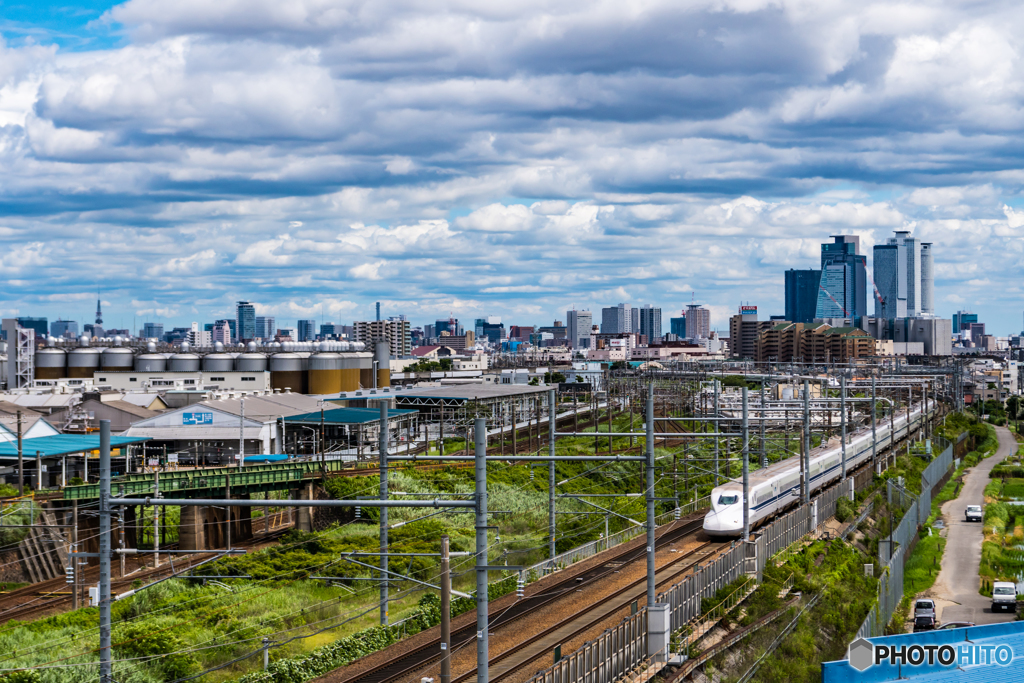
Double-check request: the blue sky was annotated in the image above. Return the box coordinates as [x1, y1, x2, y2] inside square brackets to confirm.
[1, 0, 1023, 335]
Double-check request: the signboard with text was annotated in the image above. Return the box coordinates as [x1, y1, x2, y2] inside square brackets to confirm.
[182, 412, 214, 425]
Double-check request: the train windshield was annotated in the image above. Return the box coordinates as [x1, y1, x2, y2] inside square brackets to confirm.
[717, 495, 739, 506]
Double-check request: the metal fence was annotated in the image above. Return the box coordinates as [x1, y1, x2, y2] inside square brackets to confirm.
[918, 438, 954, 526]
[857, 545, 905, 639]
[526, 609, 648, 683]
[659, 540, 747, 634]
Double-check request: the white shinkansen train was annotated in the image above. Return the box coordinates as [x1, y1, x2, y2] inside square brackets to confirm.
[703, 399, 937, 538]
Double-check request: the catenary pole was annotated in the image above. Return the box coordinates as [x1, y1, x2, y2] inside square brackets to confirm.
[99, 420, 112, 683]
[548, 389, 556, 562]
[803, 379, 810, 505]
[742, 387, 750, 543]
[440, 534, 451, 683]
[379, 402, 389, 625]
[475, 418, 489, 683]
[871, 375, 878, 472]
[713, 379, 720, 486]
[646, 383, 656, 608]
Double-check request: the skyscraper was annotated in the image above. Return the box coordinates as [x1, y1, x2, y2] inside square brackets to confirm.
[566, 309, 593, 349]
[815, 235, 867, 321]
[685, 304, 711, 339]
[236, 301, 256, 342]
[670, 317, 686, 338]
[142, 322, 163, 339]
[255, 316, 275, 339]
[873, 230, 931, 319]
[51, 319, 78, 338]
[785, 269, 821, 324]
[601, 303, 632, 333]
[638, 305, 662, 341]
[297, 319, 317, 342]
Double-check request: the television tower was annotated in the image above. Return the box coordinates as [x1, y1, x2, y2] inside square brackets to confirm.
[95, 292, 103, 325]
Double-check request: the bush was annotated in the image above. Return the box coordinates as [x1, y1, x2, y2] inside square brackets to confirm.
[835, 497, 854, 523]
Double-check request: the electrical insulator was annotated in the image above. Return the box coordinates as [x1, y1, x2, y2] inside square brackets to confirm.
[355, 506, 361, 519]
[516, 577, 525, 597]
[65, 566, 75, 584]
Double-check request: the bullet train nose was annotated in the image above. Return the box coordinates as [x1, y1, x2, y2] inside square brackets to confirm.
[703, 507, 743, 538]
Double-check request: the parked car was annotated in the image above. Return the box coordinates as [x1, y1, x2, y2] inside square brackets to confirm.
[914, 598, 937, 621]
[992, 582, 1017, 612]
[937, 621, 975, 629]
[913, 616, 936, 632]
[966, 505, 983, 522]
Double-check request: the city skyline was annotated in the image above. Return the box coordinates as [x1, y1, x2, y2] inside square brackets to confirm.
[1, 3, 1023, 334]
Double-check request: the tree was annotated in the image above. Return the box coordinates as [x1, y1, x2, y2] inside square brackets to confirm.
[544, 371, 566, 384]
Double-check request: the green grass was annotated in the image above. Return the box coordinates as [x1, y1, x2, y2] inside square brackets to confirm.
[903, 532, 945, 596]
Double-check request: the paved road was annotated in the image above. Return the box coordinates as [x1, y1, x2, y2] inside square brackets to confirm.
[928, 425, 1018, 625]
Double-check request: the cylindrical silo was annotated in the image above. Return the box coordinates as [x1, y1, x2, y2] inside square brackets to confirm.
[135, 353, 167, 372]
[234, 353, 268, 372]
[67, 347, 101, 378]
[340, 353, 360, 392]
[202, 353, 235, 373]
[308, 352, 343, 394]
[920, 242, 934, 315]
[168, 353, 201, 372]
[357, 352, 374, 388]
[101, 347, 134, 371]
[270, 353, 306, 393]
[375, 340, 390, 388]
[35, 347, 67, 380]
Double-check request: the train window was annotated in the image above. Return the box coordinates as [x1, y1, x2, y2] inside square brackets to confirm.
[717, 495, 739, 506]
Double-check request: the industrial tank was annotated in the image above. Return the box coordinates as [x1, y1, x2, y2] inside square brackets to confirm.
[35, 342, 67, 380]
[67, 344, 101, 379]
[375, 340, 391, 389]
[270, 352, 306, 393]
[308, 352, 343, 394]
[234, 353, 268, 372]
[339, 353, 360, 392]
[202, 353, 235, 372]
[168, 353, 200, 372]
[100, 347, 134, 371]
[357, 352, 374, 388]
[135, 353, 167, 372]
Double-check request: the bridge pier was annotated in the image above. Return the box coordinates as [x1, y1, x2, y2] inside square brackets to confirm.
[295, 482, 314, 532]
[179, 505, 206, 550]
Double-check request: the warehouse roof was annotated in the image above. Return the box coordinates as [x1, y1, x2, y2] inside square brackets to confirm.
[393, 384, 551, 402]
[0, 434, 151, 459]
[283, 407, 418, 425]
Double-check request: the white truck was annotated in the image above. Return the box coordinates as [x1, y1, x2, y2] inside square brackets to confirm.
[965, 505, 983, 522]
[992, 582, 1017, 612]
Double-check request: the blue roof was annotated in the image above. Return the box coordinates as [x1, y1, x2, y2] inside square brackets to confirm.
[823, 621, 1024, 682]
[0, 434, 151, 459]
[284, 407, 418, 425]
[243, 454, 289, 463]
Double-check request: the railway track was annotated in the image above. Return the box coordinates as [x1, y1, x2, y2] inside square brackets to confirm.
[453, 539, 719, 683]
[0, 521, 290, 625]
[332, 518, 708, 683]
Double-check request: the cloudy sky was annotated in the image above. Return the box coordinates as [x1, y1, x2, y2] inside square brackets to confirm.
[1, 0, 1023, 335]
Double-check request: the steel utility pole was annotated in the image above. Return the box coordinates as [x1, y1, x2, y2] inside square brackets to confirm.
[803, 379, 810, 504]
[238, 397, 245, 470]
[475, 418, 489, 683]
[99, 420, 112, 683]
[16, 410, 23, 495]
[871, 375, 877, 471]
[548, 389, 556, 562]
[742, 387, 750, 543]
[713, 379, 720, 485]
[840, 374, 847, 480]
[440, 534, 451, 683]
[380, 402, 389, 625]
[646, 383, 656, 608]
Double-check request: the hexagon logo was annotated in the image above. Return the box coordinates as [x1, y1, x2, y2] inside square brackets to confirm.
[849, 638, 874, 672]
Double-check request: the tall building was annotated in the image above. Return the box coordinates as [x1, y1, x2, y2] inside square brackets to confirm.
[509, 325, 534, 341]
[480, 320, 505, 344]
[236, 301, 256, 342]
[16, 317, 47, 339]
[211, 320, 231, 344]
[785, 269, 821, 324]
[142, 322, 163, 339]
[728, 305, 770, 359]
[670, 317, 686, 338]
[601, 303, 632, 333]
[297, 319, 317, 342]
[953, 311, 979, 333]
[353, 319, 412, 356]
[51, 319, 78, 338]
[873, 230, 932, 319]
[631, 308, 639, 334]
[255, 316, 275, 339]
[566, 309, 593, 349]
[435, 318, 462, 336]
[815, 235, 867, 321]
[638, 305, 662, 342]
[320, 322, 345, 338]
[685, 304, 711, 339]
[188, 322, 212, 346]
